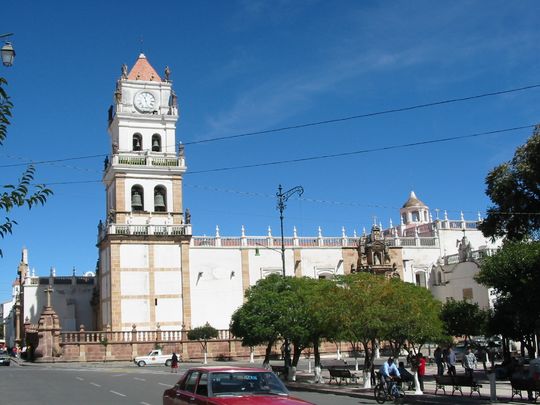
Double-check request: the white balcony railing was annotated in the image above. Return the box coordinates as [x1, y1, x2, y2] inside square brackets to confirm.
[98, 223, 192, 242]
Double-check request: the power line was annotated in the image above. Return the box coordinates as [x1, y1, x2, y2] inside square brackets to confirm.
[32, 123, 534, 182]
[2, 83, 539, 170]
[183, 83, 540, 145]
[188, 124, 536, 174]
[0, 154, 105, 168]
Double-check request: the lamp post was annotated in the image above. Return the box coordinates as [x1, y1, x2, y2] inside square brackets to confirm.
[276, 184, 304, 377]
[0, 33, 15, 67]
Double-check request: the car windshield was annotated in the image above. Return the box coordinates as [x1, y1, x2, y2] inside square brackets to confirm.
[210, 371, 289, 397]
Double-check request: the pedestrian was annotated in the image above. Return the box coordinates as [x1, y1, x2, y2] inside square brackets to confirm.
[171, 352, 179, 373]
[462, 347, 477, 378]
[478, 346, 488, 371]
[417, 353, 426, 392]
[447, 347, 456, 376]
[434, 346, 444, 376]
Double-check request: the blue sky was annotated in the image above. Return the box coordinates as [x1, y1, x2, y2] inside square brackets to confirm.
[1, 0, 539, 302]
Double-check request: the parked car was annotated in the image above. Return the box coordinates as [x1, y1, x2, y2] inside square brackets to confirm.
[163, 366, 314, 404]
[0, 352, 10, 366]
[134, 349, 174, 367]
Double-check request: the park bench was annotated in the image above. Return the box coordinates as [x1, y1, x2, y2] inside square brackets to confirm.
[510, 378, 540, 401]
[271, 365, 287, 378]
[434, 374, 482, 396]
[327, 367, 360, 385]
[321, 359, 350, 369]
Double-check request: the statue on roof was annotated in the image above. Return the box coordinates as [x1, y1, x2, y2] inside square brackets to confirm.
[121, 64, 128, 80]
[457, 233, 472, 262]
[164, 66, 171, 82]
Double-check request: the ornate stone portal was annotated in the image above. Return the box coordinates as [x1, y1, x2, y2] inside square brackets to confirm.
[33, 286, 62, 362]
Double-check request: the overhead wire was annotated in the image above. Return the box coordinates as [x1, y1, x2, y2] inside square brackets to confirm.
[187, 124, 536, 174]
[182, 83, 540, 145]
[2, 82, 540, 168]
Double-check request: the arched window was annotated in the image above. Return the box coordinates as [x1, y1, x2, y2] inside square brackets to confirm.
[411, 211, 420, 222]
[154, 185, 167, 212]
[152, 134, 161, 152]
[133, 133, 142, 151]
[401, 213, 407, 224]
[131, 185, 144, 212]
[437, 271, 442, 285]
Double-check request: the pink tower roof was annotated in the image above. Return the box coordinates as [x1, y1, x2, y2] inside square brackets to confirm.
[127, 53, 161, 82]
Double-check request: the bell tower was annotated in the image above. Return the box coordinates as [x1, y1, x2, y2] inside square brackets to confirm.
[97, 54, 192, 332]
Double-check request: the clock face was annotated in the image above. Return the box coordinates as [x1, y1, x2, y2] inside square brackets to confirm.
[134, 92, 156, 112]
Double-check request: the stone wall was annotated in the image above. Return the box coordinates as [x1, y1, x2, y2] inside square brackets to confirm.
[56, 329, 352, 363]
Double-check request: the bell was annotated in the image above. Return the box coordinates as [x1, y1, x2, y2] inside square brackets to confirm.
[131, 191, 143, 210]
[152, 139, 160, 152]
[154, 193, 166, 210]
[133, 138, 142, 150]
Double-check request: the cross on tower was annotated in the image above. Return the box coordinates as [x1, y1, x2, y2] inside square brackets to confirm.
[44, 285, 53, 307]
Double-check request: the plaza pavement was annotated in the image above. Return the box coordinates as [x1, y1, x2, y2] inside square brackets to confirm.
[8, 356, 534, 404]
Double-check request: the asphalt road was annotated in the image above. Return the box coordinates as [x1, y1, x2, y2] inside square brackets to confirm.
[0, 362, 525, 404]
[0, 363, 371, 405]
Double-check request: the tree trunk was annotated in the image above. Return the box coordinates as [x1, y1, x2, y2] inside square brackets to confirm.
[292, 343, 303, 367]
[263, 340, 274, 366]
[313, 337, 321, 368]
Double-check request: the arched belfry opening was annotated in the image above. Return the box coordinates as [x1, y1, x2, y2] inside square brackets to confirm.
[133, 133, 142, 151]
[131, 185, 144, 212]
[154, 186, 167, 212]
[152, 134, 161, 152]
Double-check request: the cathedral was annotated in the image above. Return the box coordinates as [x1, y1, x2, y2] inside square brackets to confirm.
[95, 54, 500, 334]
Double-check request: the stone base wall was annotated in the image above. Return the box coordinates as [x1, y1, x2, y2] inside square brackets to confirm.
[57, 338, 353, 363]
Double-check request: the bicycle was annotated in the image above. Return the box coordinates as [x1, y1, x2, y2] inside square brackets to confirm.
[374, 377, 405, 404]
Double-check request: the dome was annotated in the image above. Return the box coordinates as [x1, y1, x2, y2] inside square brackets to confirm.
[402, 191, 427, 208]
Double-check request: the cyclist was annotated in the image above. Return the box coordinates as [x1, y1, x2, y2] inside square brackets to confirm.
[379, 357, 401, 396]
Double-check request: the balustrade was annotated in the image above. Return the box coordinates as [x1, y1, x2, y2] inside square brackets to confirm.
[60, 328, 233, 343]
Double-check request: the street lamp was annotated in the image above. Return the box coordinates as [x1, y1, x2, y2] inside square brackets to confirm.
[275, 184, 304, 376]
[0, 33, 15, 67]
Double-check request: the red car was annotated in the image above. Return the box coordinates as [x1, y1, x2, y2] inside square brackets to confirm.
[163, 366, 314, 404]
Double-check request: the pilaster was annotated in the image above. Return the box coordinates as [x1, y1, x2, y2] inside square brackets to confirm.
[240, 249, 250, 299]
[180, 240, 191, 329]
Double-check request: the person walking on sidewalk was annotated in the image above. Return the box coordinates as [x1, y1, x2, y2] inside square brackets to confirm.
[462, 347, 477, 378]
[171, 352, 179, 373]
[434, 346, 444, 376]
[417, 353, 426, 392]
[447, 347, 457, 376]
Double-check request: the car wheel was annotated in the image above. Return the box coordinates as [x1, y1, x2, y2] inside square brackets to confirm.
[137, 360, 146, 367]
[165, 359, 172, 367]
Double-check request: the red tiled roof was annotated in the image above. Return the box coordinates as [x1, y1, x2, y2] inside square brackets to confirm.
[128, 53, 161, 82]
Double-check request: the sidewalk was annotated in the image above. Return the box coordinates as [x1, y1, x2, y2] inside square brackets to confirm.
[284, 363, 530, 404]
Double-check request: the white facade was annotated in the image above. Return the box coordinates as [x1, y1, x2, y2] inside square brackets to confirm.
[96, 55, 499, 334]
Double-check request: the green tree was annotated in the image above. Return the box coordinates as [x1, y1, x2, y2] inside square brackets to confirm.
[187, 322, 218, 364]
[281, 277, 344, 368]
[478, 125, 540, 241]
[230, 274, 290, 366]
[0, 77, 52, 256]
[231, 275, 344, 370]
[476, 241, 540, 358]
[440, 299, 487, 341]
[381, 279, 444, 356]
[339, 273, 387, 386]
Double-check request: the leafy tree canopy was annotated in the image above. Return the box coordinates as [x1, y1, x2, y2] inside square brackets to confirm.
[479, 125, 540, 241]
[440, 299, 488, 340]
[476, 241, 540, 338]
[187, 322, 218, 341]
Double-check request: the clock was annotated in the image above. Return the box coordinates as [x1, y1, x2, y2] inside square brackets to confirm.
[134, 91, 157, 112]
